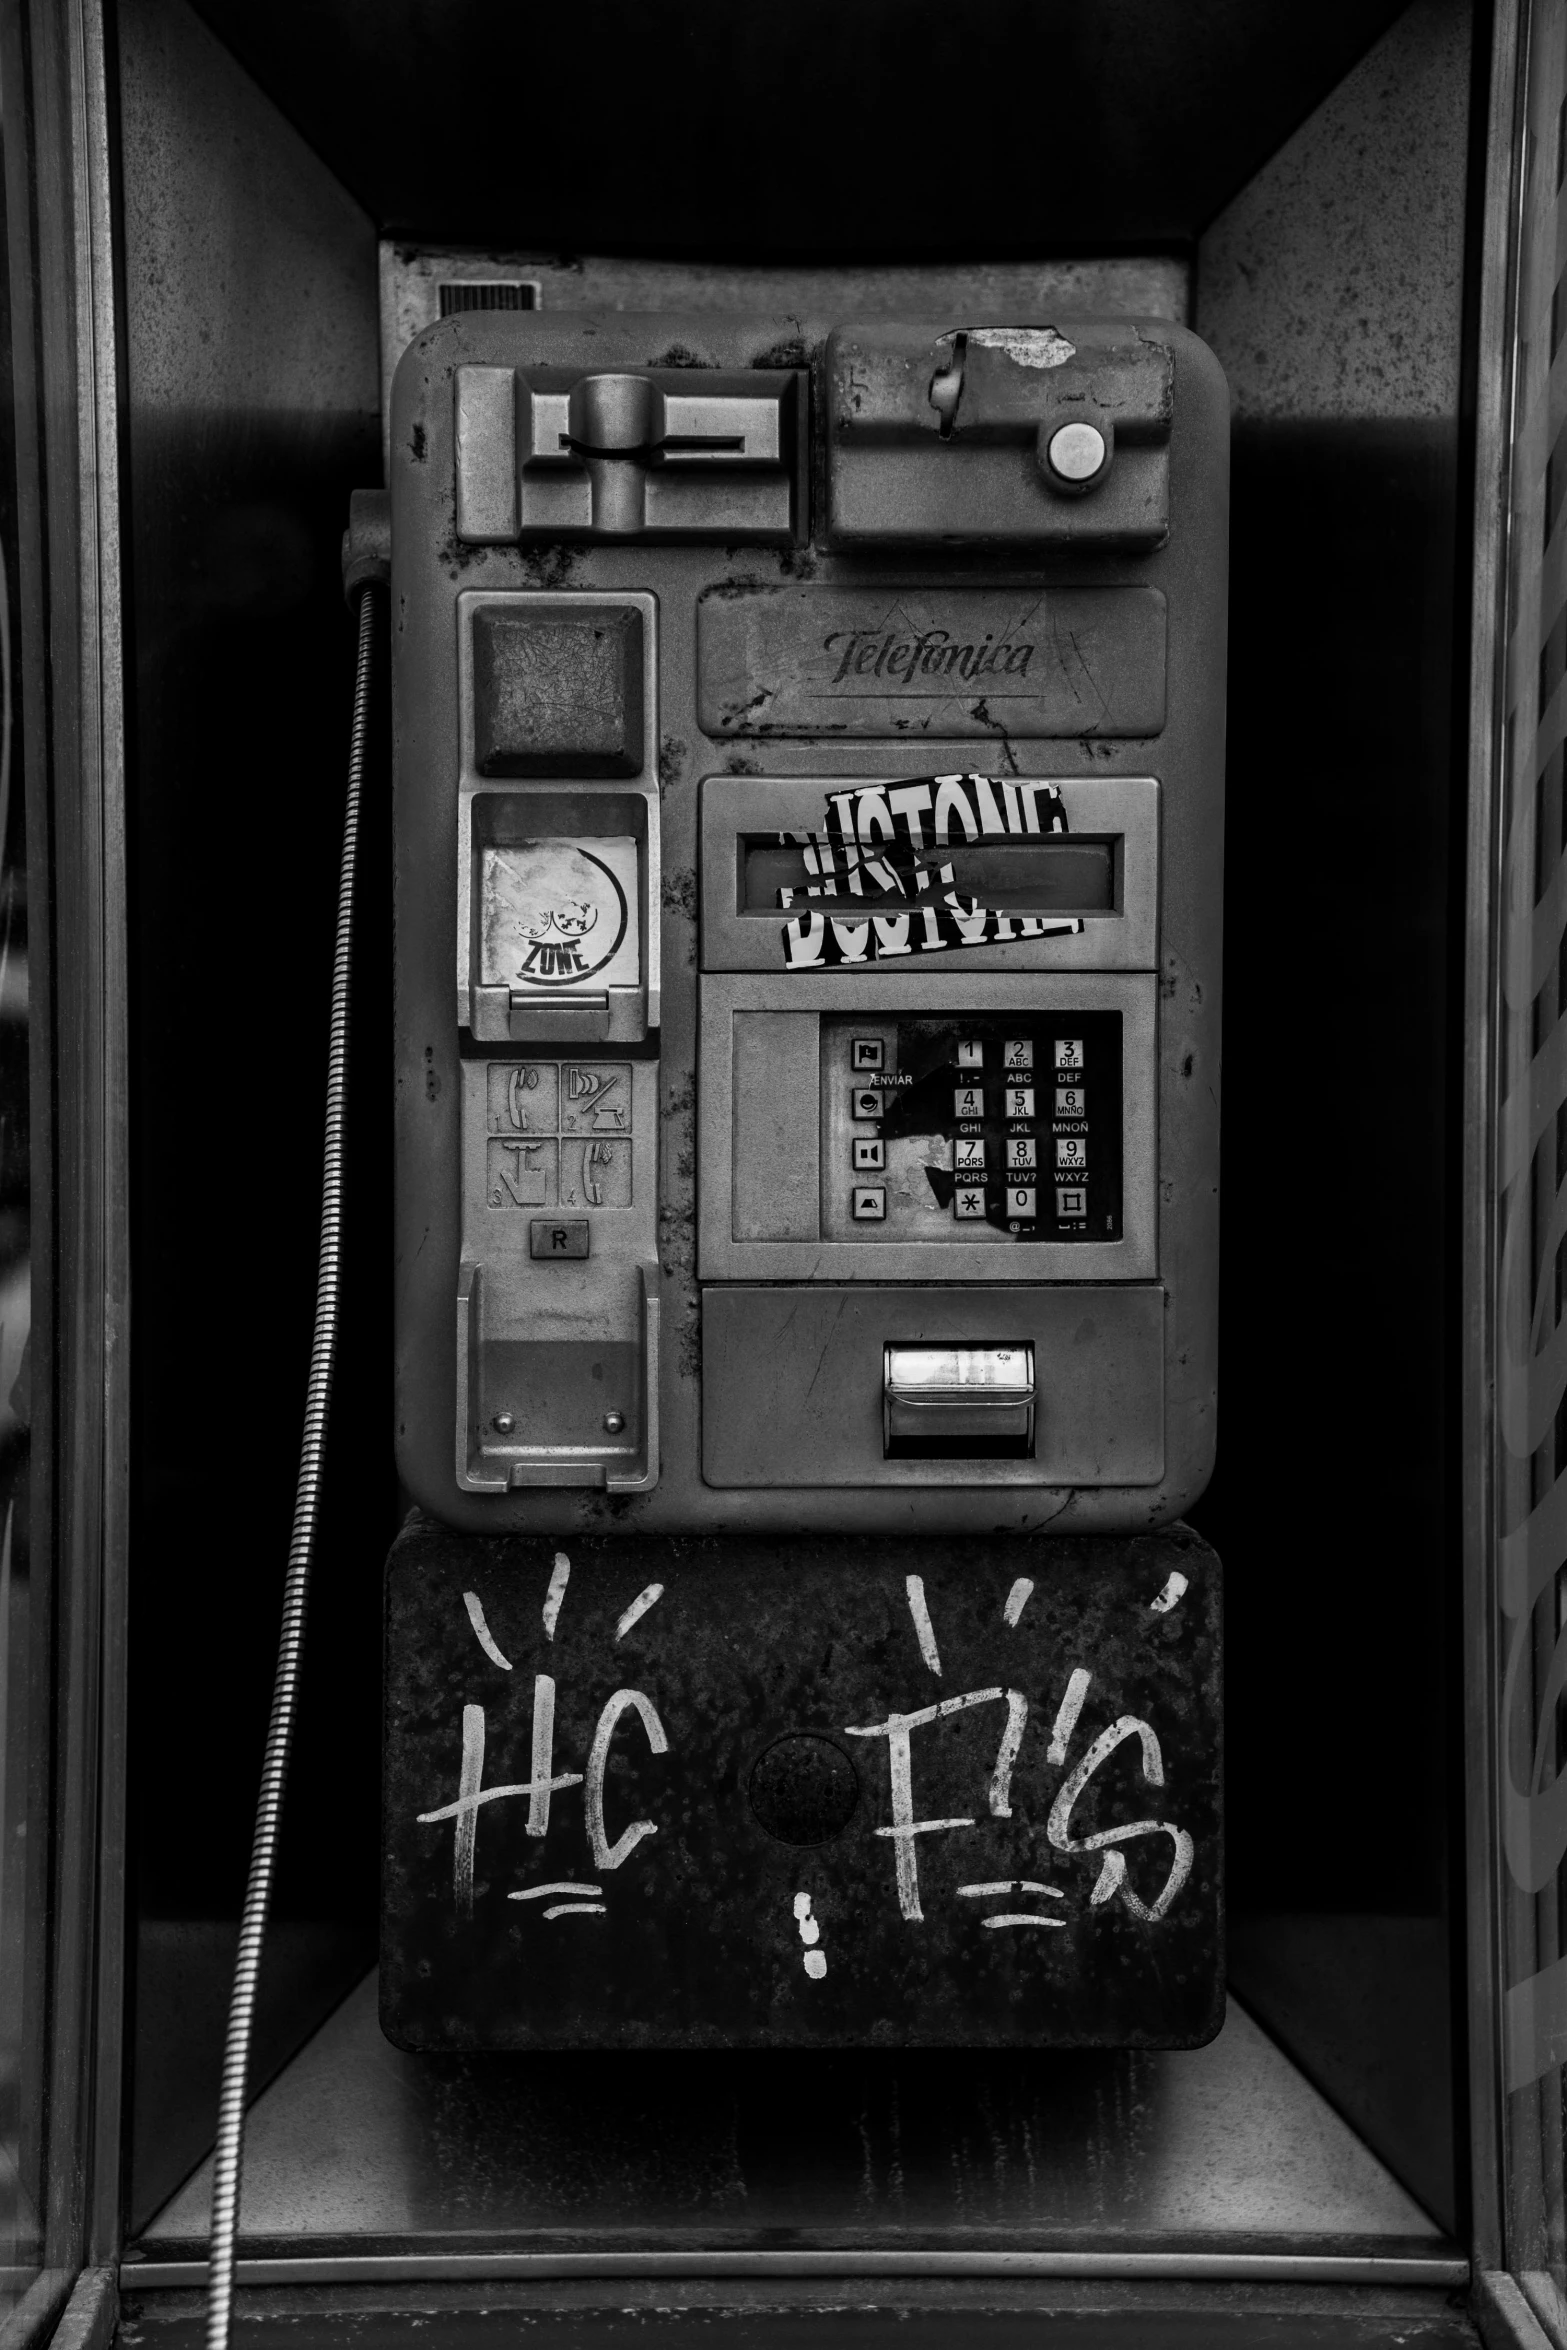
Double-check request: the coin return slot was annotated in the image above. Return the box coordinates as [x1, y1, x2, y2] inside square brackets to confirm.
[883, 1343, 1036, 1459]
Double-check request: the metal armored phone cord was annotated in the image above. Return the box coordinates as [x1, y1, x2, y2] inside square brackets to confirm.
[205, 579, 377, 2350]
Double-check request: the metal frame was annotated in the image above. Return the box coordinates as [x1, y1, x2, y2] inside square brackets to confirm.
[119, 2250, 1471, 2292]
[1463, 0, 1526, 2281]
[0, 0, 130, 2327]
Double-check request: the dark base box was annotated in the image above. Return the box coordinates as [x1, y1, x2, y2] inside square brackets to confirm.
[381, 1520, 1222, 2050]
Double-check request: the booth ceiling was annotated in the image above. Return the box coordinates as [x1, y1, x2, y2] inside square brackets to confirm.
[188, 0, 1414, 256]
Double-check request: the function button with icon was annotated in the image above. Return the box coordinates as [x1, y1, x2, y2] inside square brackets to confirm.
[851, 1038, 884, 1071]
[851, 1186, 886, 1221]
[852, 1086, 884, 1119]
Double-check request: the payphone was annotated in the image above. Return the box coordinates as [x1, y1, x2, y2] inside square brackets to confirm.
[374, 309, 1226, 2056]
[389, 313, 1226, 1530]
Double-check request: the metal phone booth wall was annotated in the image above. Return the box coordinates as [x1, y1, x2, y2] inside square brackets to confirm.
[4, 0, 1560, 2346]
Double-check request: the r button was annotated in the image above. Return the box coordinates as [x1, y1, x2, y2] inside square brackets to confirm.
[530, 1218, 590, 1259]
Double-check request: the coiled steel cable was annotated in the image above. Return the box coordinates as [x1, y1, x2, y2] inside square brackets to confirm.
[205, 580, 377, 2350]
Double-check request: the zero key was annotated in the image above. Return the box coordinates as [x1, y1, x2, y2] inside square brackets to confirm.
[530, 1218, 590, 1259]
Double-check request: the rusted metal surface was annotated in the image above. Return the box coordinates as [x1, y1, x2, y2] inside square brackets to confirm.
[382, 1521, 1221, 2051]
[471, 606, 642, 776]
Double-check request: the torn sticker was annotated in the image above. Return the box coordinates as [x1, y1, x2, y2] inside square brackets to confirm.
[966, 327, 1077, 370]
[779, 773, 1084, 968]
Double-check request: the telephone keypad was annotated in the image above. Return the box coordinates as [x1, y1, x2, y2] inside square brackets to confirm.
[821, 1013, 1122, 1244]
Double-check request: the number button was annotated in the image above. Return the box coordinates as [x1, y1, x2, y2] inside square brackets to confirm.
[1005, 1086, 1035, 1119]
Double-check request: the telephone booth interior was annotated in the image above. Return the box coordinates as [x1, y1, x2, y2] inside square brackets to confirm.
[1, 0, 1508, 2342]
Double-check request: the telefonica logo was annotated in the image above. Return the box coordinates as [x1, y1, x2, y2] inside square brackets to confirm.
[821, 626, 1037, 687]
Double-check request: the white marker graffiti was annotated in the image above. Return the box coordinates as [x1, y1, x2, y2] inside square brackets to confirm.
[958, 1879, 1067, 1930]
[1046, 1715, 1193, 1921]
[508, 1880, 606, 1921]
[794, 1889, 827, 1979]
[415, 1690, 584, 1918]
[542, 1551, 571, 1640]
[987, 1690, 1029, 1819]
[905, 1575, 943, 1676]
[1003, 1578, 1034, 1627]
[463, 1590, 513, 1670]
[1046, 1666, 1091, 1765]
[615, 1582, 664, 1641]
[586, 1687, 670, 1870]
[845, 1687, 1003, 1920]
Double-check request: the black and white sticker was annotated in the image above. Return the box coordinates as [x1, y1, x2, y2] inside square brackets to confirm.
[778, 773, 1084, 970]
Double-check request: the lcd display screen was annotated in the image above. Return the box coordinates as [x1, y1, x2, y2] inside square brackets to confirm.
[741, 835, 1117, 915]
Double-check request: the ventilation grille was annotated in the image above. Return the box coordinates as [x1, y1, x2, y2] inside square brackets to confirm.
[438, 280, 539, 315]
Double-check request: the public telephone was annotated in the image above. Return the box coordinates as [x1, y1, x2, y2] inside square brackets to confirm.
[389, 312, 1227, 1531]
[370, 309, 1227, 2056]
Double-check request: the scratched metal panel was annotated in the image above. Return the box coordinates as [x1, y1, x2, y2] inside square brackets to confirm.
[381, 1523, 1221, 2050]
